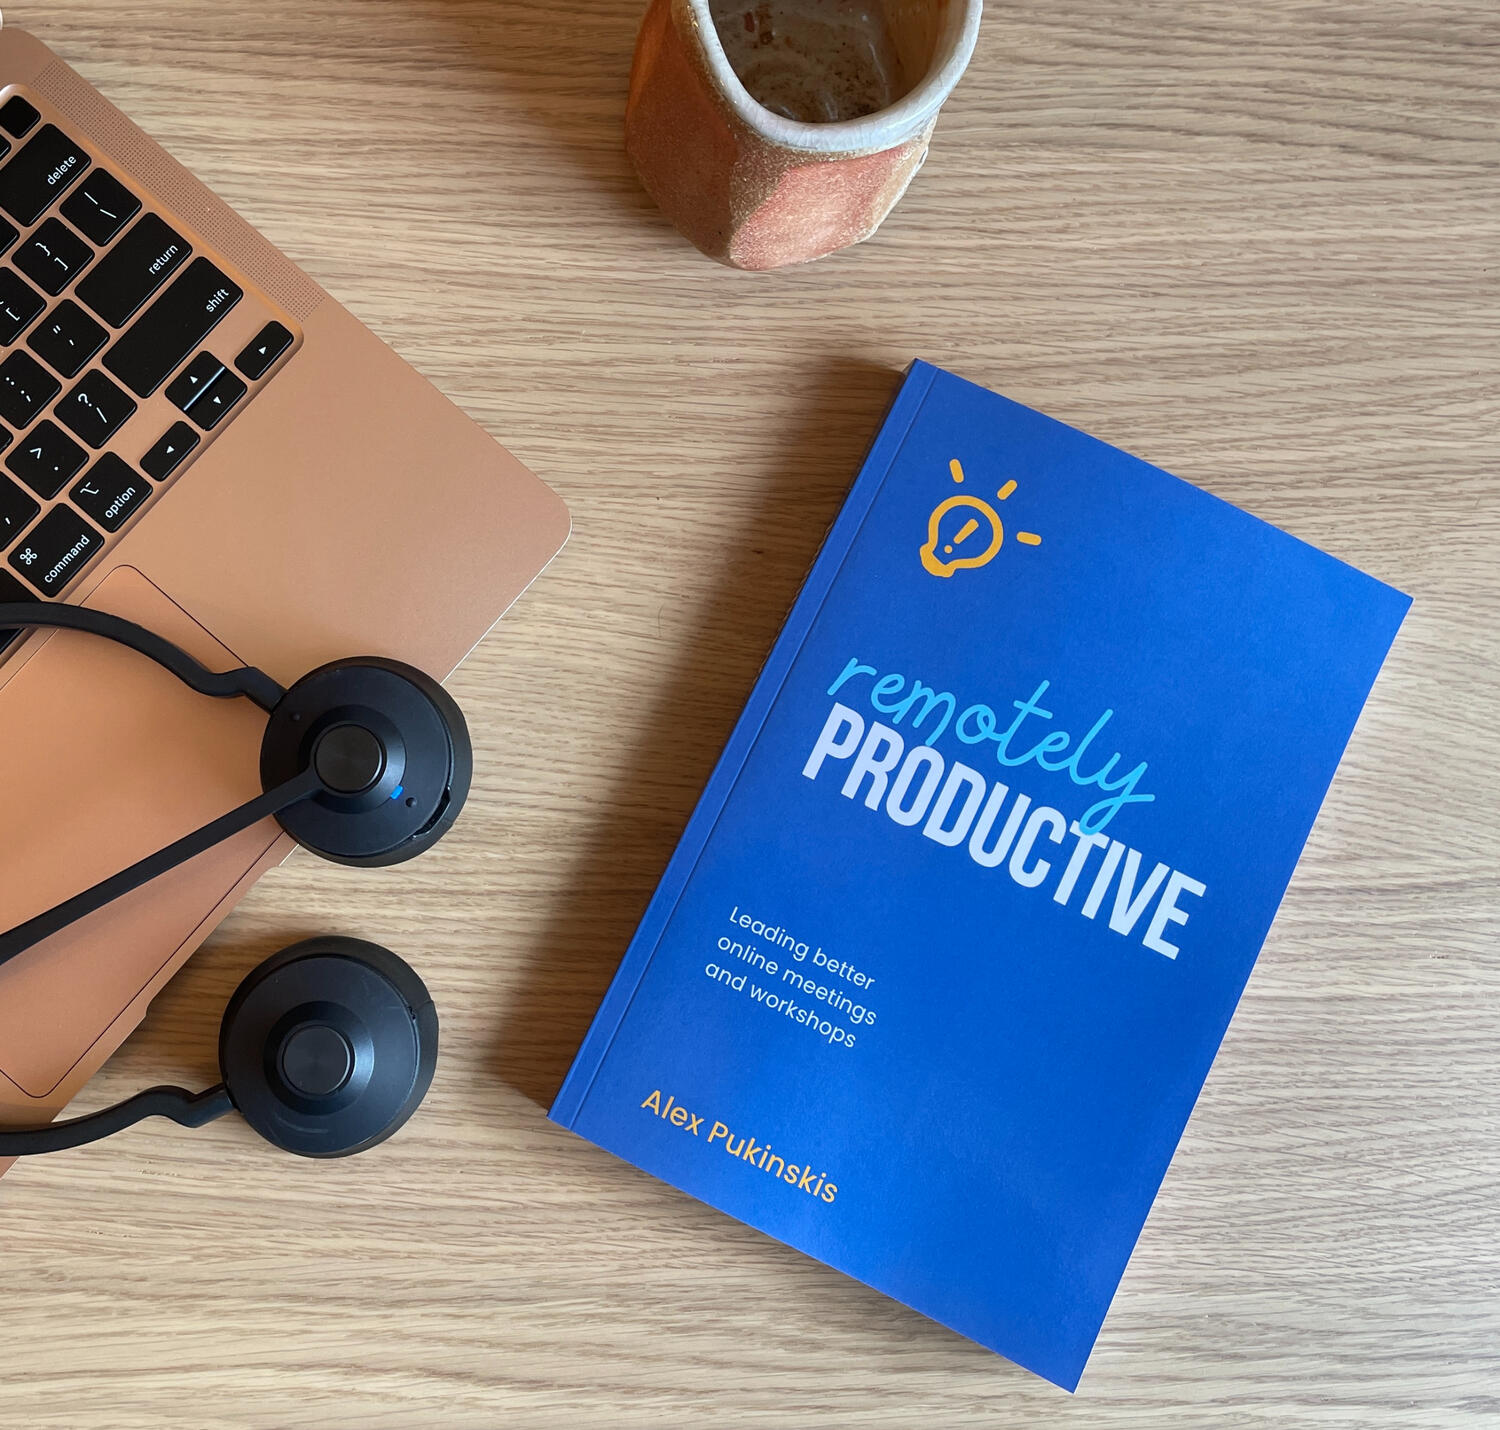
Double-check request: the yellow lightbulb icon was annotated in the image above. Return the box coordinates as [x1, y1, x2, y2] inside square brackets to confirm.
[919, 459, 1043, 578]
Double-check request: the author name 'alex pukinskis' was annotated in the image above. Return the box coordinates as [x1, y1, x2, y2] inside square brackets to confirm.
[641, 1089, 839, 1204]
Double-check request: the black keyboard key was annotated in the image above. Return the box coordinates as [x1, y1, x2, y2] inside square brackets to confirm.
[59, 168, 140, 246]
[140, 422, 199, 481]
[27, 300, 107, 378]
[0, 568, 34, 600]
[103, 258, 241, 398]
[0, 424, 10, 455]
[71, 453, 150, 532]
[0, 124, 89, 226]
[166, 351, 224, 412]
[8, 503, 101, 594]
[0, 567, 39, 655]
[0, 350, 59, 427]
[236, 321, 294, 380]
[55, 368, 137, 449]
[0, 268, 44, 344]
[0, 97, 39, 140]
[14, 217, 93, 296]
[74, 213, 189, 329]
[0, 473, 39, 548]
[6, 419, 87, 498]
[191, 368, 247, 430]
[0, 218, 17, 256]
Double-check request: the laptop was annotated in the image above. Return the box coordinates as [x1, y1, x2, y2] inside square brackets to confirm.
[0, 28, 570, 1162]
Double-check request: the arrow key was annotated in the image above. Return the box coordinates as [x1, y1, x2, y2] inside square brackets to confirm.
[234, 320, 293, 380]
[189, 367, 247, 431]
[165, 351, 225, 413]
[141, 421, 200, 482]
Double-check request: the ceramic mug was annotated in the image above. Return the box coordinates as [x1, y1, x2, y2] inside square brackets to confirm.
[626, 0, 983, 271]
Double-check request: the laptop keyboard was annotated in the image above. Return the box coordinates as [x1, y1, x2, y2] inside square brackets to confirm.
[0, 87, 298, 651]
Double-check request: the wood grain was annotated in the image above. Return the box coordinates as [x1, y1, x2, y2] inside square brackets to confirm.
[1, 1, 1496, 1425]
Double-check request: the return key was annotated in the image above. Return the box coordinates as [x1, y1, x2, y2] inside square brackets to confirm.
[74, 212, 190, 328]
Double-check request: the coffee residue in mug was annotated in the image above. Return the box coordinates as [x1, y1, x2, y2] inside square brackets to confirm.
[710, 2, 908, 123]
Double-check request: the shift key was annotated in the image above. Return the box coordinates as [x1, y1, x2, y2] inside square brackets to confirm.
[103, 258, 242, 398]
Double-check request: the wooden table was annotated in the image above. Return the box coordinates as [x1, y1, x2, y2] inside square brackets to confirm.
[2, 2, 1496, 1425]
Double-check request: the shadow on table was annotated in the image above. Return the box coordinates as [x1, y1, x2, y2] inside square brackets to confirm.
[492, 357, 905, 1110]
[411, 0, 671, 231]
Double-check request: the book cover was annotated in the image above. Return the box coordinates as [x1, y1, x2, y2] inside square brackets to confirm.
[550, 361, 1411, 1390]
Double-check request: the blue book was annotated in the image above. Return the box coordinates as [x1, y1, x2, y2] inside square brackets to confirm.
[551, 362, 1410, 1390]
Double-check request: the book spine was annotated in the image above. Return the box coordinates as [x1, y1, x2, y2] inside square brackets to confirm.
[549, 361, 939, 1129]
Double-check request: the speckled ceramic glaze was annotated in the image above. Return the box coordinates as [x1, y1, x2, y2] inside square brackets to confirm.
[626, 0, 982, 271]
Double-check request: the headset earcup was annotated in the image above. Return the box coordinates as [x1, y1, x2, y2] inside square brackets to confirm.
[219, 937, 439, 1158]
[259, 658, 472, 867]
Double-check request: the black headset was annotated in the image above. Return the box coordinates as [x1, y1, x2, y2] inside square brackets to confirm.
[0, 602, 467, 1160]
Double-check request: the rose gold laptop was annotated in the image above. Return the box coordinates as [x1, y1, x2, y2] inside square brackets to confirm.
[0, 28, 569, 1168]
